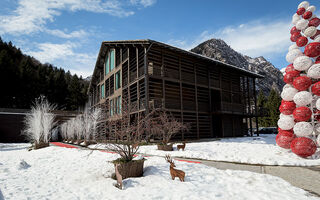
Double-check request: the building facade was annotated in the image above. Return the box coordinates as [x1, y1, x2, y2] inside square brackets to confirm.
[88, 40, 263, 139]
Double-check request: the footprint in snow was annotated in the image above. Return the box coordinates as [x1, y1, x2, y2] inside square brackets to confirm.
[18, 159, 31, 170]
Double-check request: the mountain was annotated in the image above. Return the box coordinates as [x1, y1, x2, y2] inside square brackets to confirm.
[190, 39, 284, 94]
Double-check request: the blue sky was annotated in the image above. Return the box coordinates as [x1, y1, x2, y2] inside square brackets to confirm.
[0, 0, 319, 77]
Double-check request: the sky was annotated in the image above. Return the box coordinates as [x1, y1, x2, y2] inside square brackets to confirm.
[0, 0, 319, 78]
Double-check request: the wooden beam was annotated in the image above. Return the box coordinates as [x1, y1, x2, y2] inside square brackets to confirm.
[194, 63, 199, 139]
[253, 78, 259, 136]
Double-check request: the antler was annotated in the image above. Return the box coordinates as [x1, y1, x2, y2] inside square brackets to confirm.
[165, 154, 173, 164]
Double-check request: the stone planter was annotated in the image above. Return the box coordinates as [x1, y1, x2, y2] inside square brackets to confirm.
[34, 142, 49, 149]
[114, 159, 145, 179]
[157, 143, 173, 151]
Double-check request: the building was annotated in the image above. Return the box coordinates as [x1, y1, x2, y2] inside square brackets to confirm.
[88, 40, 263, 139]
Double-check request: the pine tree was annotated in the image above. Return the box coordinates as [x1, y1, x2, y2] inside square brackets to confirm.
[257, 90, 267, 127]
[265, 89, 281, 127]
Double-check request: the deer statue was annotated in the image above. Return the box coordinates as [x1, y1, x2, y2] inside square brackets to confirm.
[177, 142, 186, 151]
[114, 163, 123, 189]
[165, 154, 185, 182]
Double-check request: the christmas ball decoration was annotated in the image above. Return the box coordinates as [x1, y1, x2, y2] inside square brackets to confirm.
[314, 123, 320, 134]
[296, 36, 308, 47]
[304, 42, 320, 57]
[290, 26, 300, 35]
[310, 30, 320, 40]
[304, 26, 317, 37]
[307, 64, 320, 79]
[292, 13, 301, 25]
[314, 110, 320, 122]
[303, 11, 313, 19]
[306, 5, 316, 12]
[289, 44, 299, 51]
[284, 70, 300, 84]
[291, 32, 302, 42]
[298, 1, 309, 9]
[293, 91, 312, 106]
[280, 113, 294, 120]
[293, 55, 312, 71]
[297, 7, 306, 15]
[296, 19, 309, 30]
[281, 87, 298, 101]
[283, 84, 294, 90]
[293, 76, 312, 91]
[311, 81, 320, 95]
[285, 64, 295, 73]
[316, 98, 320, 110]
[293, 106, 312, 121]
[309, 17, 320, 27]
[315, 35, 320, 42]
[293, 122, 313, 136]
[279, 101, 296, 115]
[290, 137, 317, 158]
[286, 49, 303, 63]
[276, 131, 296, 149]
[278, 115, 295, 130]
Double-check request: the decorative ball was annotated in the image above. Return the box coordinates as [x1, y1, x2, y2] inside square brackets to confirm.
[311, 30, 320, 40]
[297, 7, 306, 15]
[284, 70, 300, 84]
[289, 44, 299, 52]
[296, 19, 309, 30]
[290, 137, 317, 158]
[307, 5, 316, 12]
[283, 84, 294, 90]
[293, 91, 313, 106]
[290, 26, 301, 35]
[276, 131, 296, 149]
[285, 64, 295, 73]
[303, 11, 313, 19]
[292, 13, 301, 25]
[304, 42, 320, 57]
[307, 64, 320, 79]
[293, 106, 312, 121]
[314, 110, 320, 122]
[280, 113, 294, 120]
[279, 101, 296, 115]
[317, 134, 320, 146]
[298, 1, 309, 9]
[291, 32, 302, 42]
[311, 81, 320, 95]
[304, 26, 317, 37]
[286, 49, 303, 63]
[281, 87, 298, 101]
[293, 122, 313, 136]
[278, 115, 295, 130]
[309, 17, 320, 27]
[296, 36, 308, 47]
[293, 76, 312, 91]
[316, 98, 320, 110]
[293, 55, 313, 71]
[315, 35, 320, 42]
[314, 123, 320, 134]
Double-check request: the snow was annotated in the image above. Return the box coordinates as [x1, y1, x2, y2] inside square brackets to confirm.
[132, 134, 320, 166]
[0, 142, 318, 200]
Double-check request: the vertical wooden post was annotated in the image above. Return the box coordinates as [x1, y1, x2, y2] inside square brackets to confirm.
[219, 68, 224, 138]
[247, 77, 253, 136]
[208, 66, 213, 138]
[194, 63, 199, 139]
[253, 78, 259, 136]
[144, 46, 149, 114]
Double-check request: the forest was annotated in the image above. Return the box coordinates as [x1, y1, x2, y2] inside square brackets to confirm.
[0, 37, 89, 110]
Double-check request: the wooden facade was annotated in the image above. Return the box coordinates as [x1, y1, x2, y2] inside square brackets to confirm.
[88, 40, 263, 139]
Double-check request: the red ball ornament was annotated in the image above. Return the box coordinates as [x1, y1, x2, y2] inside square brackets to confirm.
[290, 137, 317, 158]
[278, 127, 293, 133]
[276, 131, 296, 149]
[311, 81, 320, 96]
[304, 42, 320, 57]
[309, 18, 320, 27]
[284, 71, 300, 84]
[290, 26, 301, 34]
[314, 110, 320, 122]
[291, 32, 302, 42]
[293, 106, 312, 121]
[297, 7, 306, 15]
[296, 36, 308, 47]
[285, 64, 295, 73]
[293, 76, 312, 91]
[279, 101, 296, 115]
[311, 30, 320, 40]
[303, 11, 313, 19]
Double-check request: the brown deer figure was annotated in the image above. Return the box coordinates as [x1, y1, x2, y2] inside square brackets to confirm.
[114, 164, 123, 189]
[132, 142, 139, 150]
[165, 155, 185, 182]
[177, 142, 186, 151]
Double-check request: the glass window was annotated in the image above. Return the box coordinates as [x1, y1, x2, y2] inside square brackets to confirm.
[105, 53, 110, 75]
[101, 84, 105, 99]
[118, 96, 121, 114]
[115, 70, 121, 90]
[110, 99, 113, 116]
[110, 49, 115, 71]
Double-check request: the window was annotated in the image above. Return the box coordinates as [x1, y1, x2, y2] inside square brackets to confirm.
[101, 84, 105, 99]
[110, 99, 114, 116]
[105, 54, 110, 75]
[115, 96, 121, 114]
[115, 70, 121, 90]
[110, 49, 115, 71]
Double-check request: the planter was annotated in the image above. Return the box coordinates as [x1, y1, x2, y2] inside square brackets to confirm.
[157, 143, 173, 151]
[34, 142, 49, 149]
[114, 159, 145, 179]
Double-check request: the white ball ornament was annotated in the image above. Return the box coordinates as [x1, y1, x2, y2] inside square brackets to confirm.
[296, 19, 309, 30]
[298, 1, 309, 9]
[316, 98, 320, 110]
[278, 116, 295, 130]
[283, 84, 294, 90]
[307, 5, 316, 12]
[286, 49, 303, 63]
[292, 13, 301, 25]
[314, 35, 320, 42]
[314, 123, 320, 135]
[293, 56, 313, 71]
[293, 91, 313, 106]
[307, 64, 320, 79]
[303, 26, 317, 37]
[281, 87, 298, 101]
[280, 113, 294, 119]
[317, 134, 320, 146]
[294, 122, 313, 137]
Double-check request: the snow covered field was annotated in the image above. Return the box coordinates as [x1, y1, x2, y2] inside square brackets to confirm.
[0, 143, 318, 200]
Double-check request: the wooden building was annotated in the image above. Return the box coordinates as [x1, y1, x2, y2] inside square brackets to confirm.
[88, 40, 263, 139]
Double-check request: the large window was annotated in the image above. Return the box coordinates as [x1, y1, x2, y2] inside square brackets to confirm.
[115, 95, 121, 114]
[105, 54, 110, 75]
[110, 99, 114, 116]
[115, 70, 121, 90]
[105, 49, 115, 75]
[110, 49, 115, 71]
[101, 84, 105, 99]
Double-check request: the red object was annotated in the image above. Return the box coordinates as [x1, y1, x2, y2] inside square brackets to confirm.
[278, 127, 293, 133]
[314, 110, 320, 122]
[293, 76, 312, 91]
[303, 11, 313, 19]
[285, 64, 295, 73]
[311, 30, 320, 40]
[297, 7, 306, 15]
[279, 101, 296, 115]
[50, 142, 78, 149]
[304, 42, 320, 57]
[284, 71, 300, 84]
[311, 81, 320, 95]
[290, 26, 301, 34]
[293, 106, 312, 121]
[290, 137, 317, 158]
[276, 131, 296, 149]
[291, 32, 302, 42]
[309, 18, 320, 27]
[296, 36, 308, 47]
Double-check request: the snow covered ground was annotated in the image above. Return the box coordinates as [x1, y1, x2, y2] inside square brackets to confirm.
[0, 143, 318, 200]
[92, 134, 320, 166]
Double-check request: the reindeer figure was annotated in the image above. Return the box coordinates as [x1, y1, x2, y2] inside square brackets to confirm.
[165, 155, 185, 182]
[177, 142, 186, 151]
[114, 164, 123, 189]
